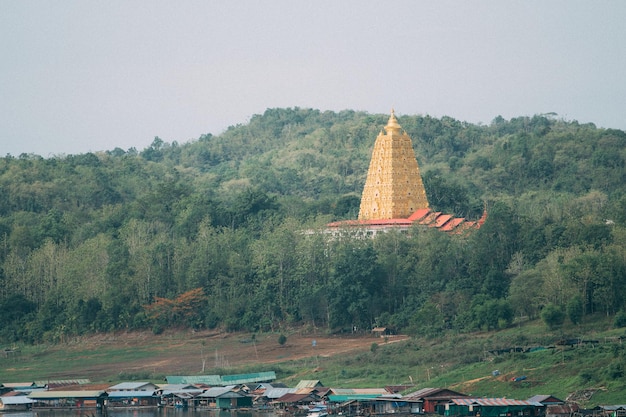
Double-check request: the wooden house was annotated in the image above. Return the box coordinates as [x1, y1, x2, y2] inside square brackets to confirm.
[403, 387, 469, 414]
[196, 386, 252, 409]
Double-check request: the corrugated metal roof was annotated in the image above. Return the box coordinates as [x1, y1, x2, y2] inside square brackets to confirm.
[403, 387, 450, 400]
[597, 405, 626, 411]
[0, 396, 35, 405]
[199, 386, 236, 397]
[221, 371, 276, 384]
[28, 390, 106, 399]
[2, 382, 37, 388]
[108, 391, 156, 398]
[166, 375, 222, 385]
[331, 388, 388, 395]
[295, 380, 323, 389]
[166, 371, 275, 386]
[160, 389, 203, 396]
[157, 384, 198, 391]
[328, 394, 382, 402]
[450, 398, 533, 406]
[35, 379, 90, 387]
[527, 395, 563, 403]
[264, 388, 296, 399]
[109, 382, 156, 391]
[275, 393, 317, 403]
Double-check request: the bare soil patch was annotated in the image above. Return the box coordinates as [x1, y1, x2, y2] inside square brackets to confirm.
[49, 329, 408, 382]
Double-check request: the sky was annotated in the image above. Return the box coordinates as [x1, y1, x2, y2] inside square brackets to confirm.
[1, 1, 625, 157]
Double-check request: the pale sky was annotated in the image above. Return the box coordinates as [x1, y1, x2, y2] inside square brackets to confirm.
[1, 1, 625, 157]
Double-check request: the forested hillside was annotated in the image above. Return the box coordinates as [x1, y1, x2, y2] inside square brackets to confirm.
[1, 108, 625, 344]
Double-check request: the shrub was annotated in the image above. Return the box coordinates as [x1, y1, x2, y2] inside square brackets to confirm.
[614, 311, 626, 328]
[541, 303, 565, 330]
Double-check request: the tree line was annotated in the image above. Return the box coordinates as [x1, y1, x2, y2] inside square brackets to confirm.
[0, 108, 625, 343]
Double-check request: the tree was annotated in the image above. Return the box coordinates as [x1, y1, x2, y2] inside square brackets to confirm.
[541, 303, 565, 330]
[278, 334, 287, 346]
[567, 295, 584, 325]
[144, 288, 208, 329]
[327, 240, 381, 331]
[508, 269, 543, 320]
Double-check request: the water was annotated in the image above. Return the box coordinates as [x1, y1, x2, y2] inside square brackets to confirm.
[3, 410, 279, 417]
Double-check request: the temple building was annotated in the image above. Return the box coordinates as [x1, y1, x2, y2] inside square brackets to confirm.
[358, 109, 429, 220]
[328, 110, 485, 236]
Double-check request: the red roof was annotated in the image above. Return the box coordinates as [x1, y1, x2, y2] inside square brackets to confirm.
[419, 212, 440, 225]
[433, 214, 452, 228]
[441, 217, 465, 231]
[327, 209, 486, 234]
[407, 208, 430, 221]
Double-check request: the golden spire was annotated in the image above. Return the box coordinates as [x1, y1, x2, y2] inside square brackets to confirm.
[358, 109, 430, 220]
[384, 109, 401, 135]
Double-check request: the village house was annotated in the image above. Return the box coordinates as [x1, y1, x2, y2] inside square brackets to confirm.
[402, 387, 470, 414]
[196, 386, 253, 409]
[3, 373, 626, 415]
[27, 390, 108, 409]
[444, 397, 541, 417]
[108, 381, 158, 392]
[0, 391, 34, 411]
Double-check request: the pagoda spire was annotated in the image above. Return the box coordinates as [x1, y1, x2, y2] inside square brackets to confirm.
[358, 110, 429, 220]
[384, 109, 402, 135]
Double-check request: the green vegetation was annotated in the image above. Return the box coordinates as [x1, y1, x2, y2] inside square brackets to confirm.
[0, 108, 625, 399]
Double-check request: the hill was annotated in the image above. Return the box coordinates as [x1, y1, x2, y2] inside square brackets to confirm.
[0, 108, 625, 401]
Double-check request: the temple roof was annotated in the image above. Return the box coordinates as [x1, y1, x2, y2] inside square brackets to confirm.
[327, 208, 486, 235]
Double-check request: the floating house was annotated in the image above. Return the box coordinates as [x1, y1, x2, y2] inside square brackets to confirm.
[403, 388, 470, 414]
[196, 386, 253, 409]
[28, 390, 107, 409]
[0, 393, 34, 411]
[107, 390, 159, 408]
[444, 397, 540, 417]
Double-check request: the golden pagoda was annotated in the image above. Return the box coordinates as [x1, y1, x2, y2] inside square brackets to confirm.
[358, 110, 429, 220]
[327, 110, 485, 236]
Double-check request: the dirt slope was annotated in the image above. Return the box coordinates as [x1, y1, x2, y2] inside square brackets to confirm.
[49, 329, 408, 382]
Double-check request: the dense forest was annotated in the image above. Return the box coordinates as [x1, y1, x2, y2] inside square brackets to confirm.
[1, 108, 625, 344]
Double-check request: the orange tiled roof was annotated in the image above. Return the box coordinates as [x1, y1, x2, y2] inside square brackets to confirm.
[327, 208, 485, 235]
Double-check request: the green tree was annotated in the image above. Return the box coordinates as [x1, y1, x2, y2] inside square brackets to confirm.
[567, 294, 584, 325]
[541, 303, 565, 330]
